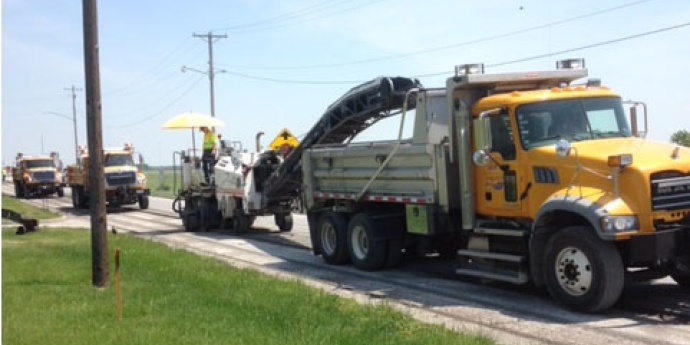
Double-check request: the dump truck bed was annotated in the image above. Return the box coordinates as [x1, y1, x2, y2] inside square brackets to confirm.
[302, 140, 458, 210]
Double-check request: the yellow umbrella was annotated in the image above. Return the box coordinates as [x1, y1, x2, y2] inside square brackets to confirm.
[162, 112, 225, 156]
[161, 112, 225, 130]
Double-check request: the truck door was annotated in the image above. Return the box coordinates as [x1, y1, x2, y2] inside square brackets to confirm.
[474, 112, 523, 215]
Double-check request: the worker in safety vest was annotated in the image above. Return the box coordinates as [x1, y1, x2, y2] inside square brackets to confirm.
[199, 126, 217, 184]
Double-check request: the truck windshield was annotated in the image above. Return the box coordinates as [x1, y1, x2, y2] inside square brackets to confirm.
[104, 154, 135, 167]
[516, 97, 631, 150]
[24, 160, 55, 169]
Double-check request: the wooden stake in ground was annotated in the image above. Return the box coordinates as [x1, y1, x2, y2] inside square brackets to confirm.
[115, 248, 121, 321]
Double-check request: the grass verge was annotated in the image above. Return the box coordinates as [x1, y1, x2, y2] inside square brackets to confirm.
[2, 227, 493, 345]
[2, 194, 60, 220]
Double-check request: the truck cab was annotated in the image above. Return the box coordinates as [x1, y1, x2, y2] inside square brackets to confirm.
[12, 152, 64, 198]
[449, 60, 690, 312]
[67, 144, 150, 209]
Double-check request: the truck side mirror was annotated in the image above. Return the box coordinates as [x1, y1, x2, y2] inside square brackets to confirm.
[625, 100, 648, 138]
[138, 153, 145, 172]
[474, 108, 502, 151]
[472, 108, 502, 167]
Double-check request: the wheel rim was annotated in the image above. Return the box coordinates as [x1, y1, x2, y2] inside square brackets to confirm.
[555, 246, 593, 296]
[351, 225, 368, 260]
[321, 223, 337, 255]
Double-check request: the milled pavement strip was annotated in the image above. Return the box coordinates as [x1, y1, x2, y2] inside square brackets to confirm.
[132, 230, 552, 345]
[175, 231, 688, 345]
[121, 228, 677, 345]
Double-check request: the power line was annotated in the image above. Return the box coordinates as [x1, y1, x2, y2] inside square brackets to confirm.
[223, 70, 363, 84]
[413, 21, 690, 78]
[104, 37, 199, 96]
[212, 0, 386, 33]
[212, 0, 350, 31]
[216, 0, 657, 71]
[112, 75, 206, 128]
[221, 21, 690, 85]
[108, 72, 202, 116]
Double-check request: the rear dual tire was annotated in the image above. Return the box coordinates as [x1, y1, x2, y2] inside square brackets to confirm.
[347, 214, 388, 271]
[316, 213, 349, 265]
[316, 212, 404, 270]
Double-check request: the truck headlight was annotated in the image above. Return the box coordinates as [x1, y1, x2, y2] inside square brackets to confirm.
[600, 216, 638, 232]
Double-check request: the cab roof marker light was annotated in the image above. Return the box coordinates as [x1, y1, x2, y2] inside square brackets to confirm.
[587, 78, 601, 87]
[556, 58, 585, 70]
[454, 63, 484, 76]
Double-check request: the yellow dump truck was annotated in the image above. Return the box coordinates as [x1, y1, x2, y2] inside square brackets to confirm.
[12, 152, 64, 198]
[66, 144, 149, 209]
[290, 59, 690, 312]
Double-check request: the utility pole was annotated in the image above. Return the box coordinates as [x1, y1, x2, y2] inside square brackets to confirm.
[185, 31, 226, 118]
[82, 0, 108, 288]
[64, 85, 83, 163]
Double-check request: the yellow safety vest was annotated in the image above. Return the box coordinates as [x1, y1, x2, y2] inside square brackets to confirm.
[203, 132, 216, 151]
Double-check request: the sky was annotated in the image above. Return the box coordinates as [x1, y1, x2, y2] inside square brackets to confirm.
[2, 0, 690, 167]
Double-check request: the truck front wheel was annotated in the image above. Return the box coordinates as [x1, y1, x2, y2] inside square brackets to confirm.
[21, 183, 30, 199]
[14, 181, 23, 198]
[275, 213, 293, 232]
[138, 194, 149, 209]
[71, 187, 79, 207]
[75, 186, 88, 209]
[544, 226, 624, 313]
[347, 213, 387, 271]
[57, 187, 64, 198]
[316, 212, 349, 265]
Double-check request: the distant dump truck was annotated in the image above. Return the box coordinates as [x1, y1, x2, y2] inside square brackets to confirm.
[12, 152, 64, 198]
[66, 143, 150, 209]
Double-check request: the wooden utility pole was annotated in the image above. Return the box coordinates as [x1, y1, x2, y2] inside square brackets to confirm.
[192, 32, 226, 118]
[82, 0, 108, 287]
[64, 85, 83, 164]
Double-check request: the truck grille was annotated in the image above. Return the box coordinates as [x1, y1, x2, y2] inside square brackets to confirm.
[105, 171, 136, 187]
[33, 171, 56, 182]
[650, 174, 690, 211]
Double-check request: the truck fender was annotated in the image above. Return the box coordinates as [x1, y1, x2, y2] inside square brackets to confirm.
[533, 195, 611, 239]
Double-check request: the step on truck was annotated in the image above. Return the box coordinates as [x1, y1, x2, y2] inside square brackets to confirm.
[12, 152, 64, 198]
[66, 143, 150, 209]
[296, 59, 690, 312]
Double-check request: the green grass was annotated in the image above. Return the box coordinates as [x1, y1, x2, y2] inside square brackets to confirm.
[144, 168, 178, 199]
[2, 194, 60, 220]
[2, 227, 493, 345]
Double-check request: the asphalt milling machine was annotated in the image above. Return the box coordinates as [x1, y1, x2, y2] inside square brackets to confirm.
[172, 76, 419, 233]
